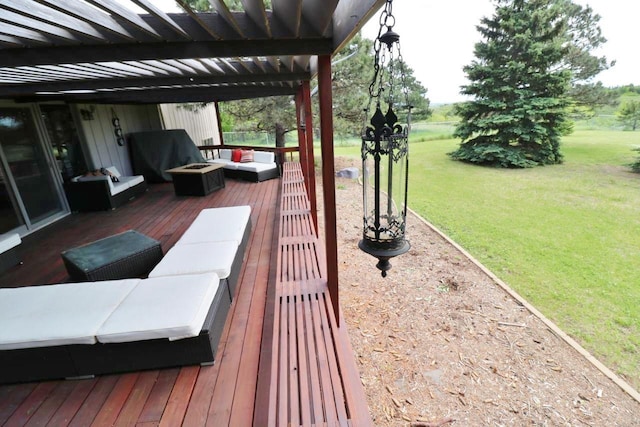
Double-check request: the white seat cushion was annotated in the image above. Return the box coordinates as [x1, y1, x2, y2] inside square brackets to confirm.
[0, 279, 139, 350]
[96, 273, 221, 343]
[77, 175, 109, 183]
[105, 166, 122, 178]
[209, 158, 237, 169]
[223, 161, 240, 170]
[119, 175, 145, 189]
[177, 205, 251, 246]
[219, 149, 232, 160]
[208, 158, 229, 165]
[0, 232, 20, 253]
[109, 180, 129, 195]
[253, 151, 275, 164]
[235, 162, 277, 173]
[148, 241, 238, 279]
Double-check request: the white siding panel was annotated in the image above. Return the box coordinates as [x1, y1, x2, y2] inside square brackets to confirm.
[75, 104, 162, 176]
[159, 103, 221, 147]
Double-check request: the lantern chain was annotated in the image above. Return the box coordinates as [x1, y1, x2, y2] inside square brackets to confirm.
[365, 0, 412, 124]
[367, 0, 397, 106]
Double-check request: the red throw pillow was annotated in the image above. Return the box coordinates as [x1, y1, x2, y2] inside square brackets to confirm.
[240, 149, 254, 163]
[231, 149, 242, 162]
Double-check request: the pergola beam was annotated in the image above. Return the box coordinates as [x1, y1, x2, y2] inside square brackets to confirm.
[0, 72, 310, 98]
[0, 39, 332, 68]
[16, 85, 298, 104]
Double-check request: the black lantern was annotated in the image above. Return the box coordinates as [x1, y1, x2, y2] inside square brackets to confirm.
[359, 0, 411, 277]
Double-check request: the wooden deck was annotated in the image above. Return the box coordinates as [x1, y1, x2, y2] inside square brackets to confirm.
[0, 166, 372, 426]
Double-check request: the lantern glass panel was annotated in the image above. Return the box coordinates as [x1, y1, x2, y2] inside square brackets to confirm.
[361, 110, 408, 251]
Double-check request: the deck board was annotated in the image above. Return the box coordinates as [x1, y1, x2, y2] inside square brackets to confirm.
[158, 367, 199, 427]
[44, 380, 96, 427]
[24, 380, 76, 427]
[136, 368, 179, 424]
[68, 376, 118, 427]
[90, 373, 139, 427]
[0, 172, 371, 426]
[113, 371, 158, 427]
[0, 384, 36, 425]
[4, 382, 58, 426]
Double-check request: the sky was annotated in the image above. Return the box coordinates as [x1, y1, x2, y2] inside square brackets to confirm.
[149, 0, 639, 104]
[362, 0, 640, 104]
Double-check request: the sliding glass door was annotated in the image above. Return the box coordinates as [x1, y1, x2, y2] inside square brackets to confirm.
[0, 161, 22, 234]
[0, 106, 67, 233]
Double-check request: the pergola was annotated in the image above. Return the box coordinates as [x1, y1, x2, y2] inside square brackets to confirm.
[0, 0, 381, 103]
[0, 0, 385, 317]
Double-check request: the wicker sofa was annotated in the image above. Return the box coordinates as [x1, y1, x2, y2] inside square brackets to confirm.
[209, 149, 279, 182]
[0, 205, 252, 385]
[64, 166, 147, 211]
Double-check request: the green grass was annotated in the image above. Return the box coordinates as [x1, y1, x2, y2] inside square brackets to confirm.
[334, 129, 640, 387]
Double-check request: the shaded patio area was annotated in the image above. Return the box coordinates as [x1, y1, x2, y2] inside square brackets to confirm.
[0, 169, 369, 426]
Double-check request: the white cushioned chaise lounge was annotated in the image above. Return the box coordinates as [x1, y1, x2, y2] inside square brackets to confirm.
[0, 205, 252, 385]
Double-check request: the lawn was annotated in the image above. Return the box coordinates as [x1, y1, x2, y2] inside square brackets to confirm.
[334, 129, 640, 388]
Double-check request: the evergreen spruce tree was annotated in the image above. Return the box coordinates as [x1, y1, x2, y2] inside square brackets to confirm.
[450, 0, 572, 168]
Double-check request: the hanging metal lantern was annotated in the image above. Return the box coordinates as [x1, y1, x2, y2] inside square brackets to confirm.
[359, 0, 411, 277]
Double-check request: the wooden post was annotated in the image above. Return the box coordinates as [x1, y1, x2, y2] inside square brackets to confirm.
[317, 55, 340, 326]
[302, 80, 318, 234]
[214, 101, 225, 146]
[295, 87, 309, 191]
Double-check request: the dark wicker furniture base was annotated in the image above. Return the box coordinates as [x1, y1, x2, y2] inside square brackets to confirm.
[62, 230, 163, 281]
[226, 218, 252, 299]
[0, 282, 231, 385]
[0, 345, 78, 385]
[0, 245, 20, 274]
[169, 165, 225, 196]
[64, 179, 147, 211]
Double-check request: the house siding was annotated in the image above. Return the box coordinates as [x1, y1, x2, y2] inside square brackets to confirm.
[159, 103, 221, 147]
[74, 104, 162, 176]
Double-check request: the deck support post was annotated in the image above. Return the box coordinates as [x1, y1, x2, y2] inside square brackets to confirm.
[317, 54, 340, 326]
[295, 86, 308, 182]
[302, 80, 318, 233]
[295, 83, 318, 234]
[214, 101, 225, 146]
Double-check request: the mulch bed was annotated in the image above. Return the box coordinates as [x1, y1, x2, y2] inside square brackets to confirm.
[319, 157, 640, 426]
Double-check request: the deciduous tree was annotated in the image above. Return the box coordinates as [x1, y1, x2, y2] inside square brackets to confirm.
[617, 100, 640, 131]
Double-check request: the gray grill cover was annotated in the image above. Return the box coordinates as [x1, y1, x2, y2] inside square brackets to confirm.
[129, 129, 206, 182]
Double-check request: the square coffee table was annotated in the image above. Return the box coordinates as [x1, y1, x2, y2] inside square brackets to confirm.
[61, 230, 163, 281]
[166, 163, 225, 196]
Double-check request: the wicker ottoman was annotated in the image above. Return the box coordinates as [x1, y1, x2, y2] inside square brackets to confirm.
[62, 230, 163, 281]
